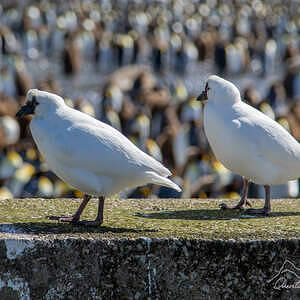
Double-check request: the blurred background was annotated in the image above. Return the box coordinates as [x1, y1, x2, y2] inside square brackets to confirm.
[0, 0, 299, 200]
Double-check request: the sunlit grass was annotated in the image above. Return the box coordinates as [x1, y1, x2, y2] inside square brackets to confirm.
[0, 198, 299, 240]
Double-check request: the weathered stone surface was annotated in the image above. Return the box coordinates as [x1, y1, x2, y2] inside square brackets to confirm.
[0, 198, 299, 299]
[0, 237, 299, 299]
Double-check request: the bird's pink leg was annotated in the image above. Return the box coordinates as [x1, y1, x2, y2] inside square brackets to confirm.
[77, 196, 105, 227]
[220, 178, 251, 210]
[246, 185, 271, 215]
[47, 194, 92, 223]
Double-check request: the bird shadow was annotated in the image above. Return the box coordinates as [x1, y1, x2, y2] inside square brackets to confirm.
[0, 222, 156, 235]
[134, 209, 300, 221]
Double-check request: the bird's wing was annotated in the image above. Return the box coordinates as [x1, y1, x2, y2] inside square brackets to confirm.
[233, 103, 300, 170]
[34, 109, 171, 178]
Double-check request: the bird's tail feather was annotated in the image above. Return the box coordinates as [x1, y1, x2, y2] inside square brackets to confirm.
[145, 171, 182, 192]
[144, 155, 171, 177]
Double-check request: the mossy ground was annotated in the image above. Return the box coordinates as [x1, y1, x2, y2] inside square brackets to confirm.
[0, 198, 299, 240]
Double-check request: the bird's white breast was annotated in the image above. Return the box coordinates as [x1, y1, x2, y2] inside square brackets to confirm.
[30, 116, 103, 195]
[203, 103, 253, 177]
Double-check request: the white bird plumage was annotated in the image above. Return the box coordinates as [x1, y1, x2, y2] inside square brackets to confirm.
[198, 75, 300, 214]
[17, 89, 181, 226]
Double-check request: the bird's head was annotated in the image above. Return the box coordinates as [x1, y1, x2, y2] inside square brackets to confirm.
[197, 75, 241, 106]
[16, 89, 65, 118]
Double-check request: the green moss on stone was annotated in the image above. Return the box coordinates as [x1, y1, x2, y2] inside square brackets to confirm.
[0, 198, 299, 240]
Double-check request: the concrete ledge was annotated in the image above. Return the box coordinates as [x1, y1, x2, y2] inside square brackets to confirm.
[0, 198, 299, 299]
[0, 237, 299, 299]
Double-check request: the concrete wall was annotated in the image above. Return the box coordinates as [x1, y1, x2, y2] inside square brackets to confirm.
[0, 236, 299, 299]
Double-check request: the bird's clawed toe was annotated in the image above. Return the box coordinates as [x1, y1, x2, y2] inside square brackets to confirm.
[245, 200, 252, 207]
[234, 200, 251, 209]
[219, 203, 229, 210]
[233, 204, 246, 210]
[219, 201, 250, 210]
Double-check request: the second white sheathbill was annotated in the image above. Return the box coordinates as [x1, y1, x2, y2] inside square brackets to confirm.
[197, 75, 300, 215]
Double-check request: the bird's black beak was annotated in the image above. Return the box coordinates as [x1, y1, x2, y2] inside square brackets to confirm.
[197, 90, 208, 102]
[16, 102, 35, 118]
[197, 83, 209, 102]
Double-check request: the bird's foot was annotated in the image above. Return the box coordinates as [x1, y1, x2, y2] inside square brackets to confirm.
[220, 200, 251, 210]
[76, 219, 103, 227]
[245, 208, 270, 216]
[46, 215, 80, 224]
